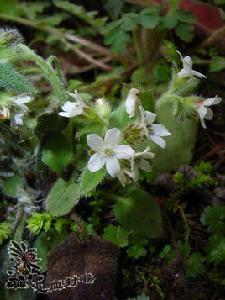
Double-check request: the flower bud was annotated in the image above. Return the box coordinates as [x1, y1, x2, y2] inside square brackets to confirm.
[95, 98, 111, 118]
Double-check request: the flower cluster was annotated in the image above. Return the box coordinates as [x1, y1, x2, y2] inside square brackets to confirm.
[0, 50, 222, 185]
[176, 51, 222, 128]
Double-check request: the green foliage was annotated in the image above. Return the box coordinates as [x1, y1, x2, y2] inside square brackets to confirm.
[27, 212, 75, 235]
[160, 242, 206, 278]
[46, 178, 79, 217]
[103, 224, 130, 247]
[2, 175, 22, 198]
[41, 132, 73, 173]
[27, 212, 53, 234]
[78, 168, 106, 197]
[47, 168, 106, 217]
[0, 222, 11, 245]
[104, 6, 195, 52]
[54, 0, 106, 30]
[174, 162, 216, 189]
[0, 63, 36, 94]
[201, 205, 225, 264]
[185, 252, 206, 278]
[103, 0, 124, 19]
[210, 56, 225, 72]
[153, 94, 197, 172]
[114, 189, 162, 239]
[127, 244, 147, 259]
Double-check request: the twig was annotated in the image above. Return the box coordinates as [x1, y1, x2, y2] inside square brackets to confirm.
[197, 24, 225, 49]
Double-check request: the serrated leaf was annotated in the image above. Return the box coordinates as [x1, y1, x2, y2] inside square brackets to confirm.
[47, 178, 79, 217]
[78, 168, 106, 197]
[103, 224, 129, 247]
[185, 252, 205, 278]
[0, 63, 36, 94]
[138, 13, 160, 29]
[41, 132, 73, 173]
[47, 168, 106, 217]
[114, 189, 162, 239]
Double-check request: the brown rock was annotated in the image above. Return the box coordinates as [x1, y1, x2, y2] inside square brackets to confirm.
[46, 234, 119, 300]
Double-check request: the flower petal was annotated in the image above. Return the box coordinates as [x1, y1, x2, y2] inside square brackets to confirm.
[150, 135, 166, 148]
[87, 153, 105, 172]
[106, 157, 120, 177]
[145, 111, 156, 125]
[205, 108, 213, 120]
[14, 95, 32, 105]
[104, 128, 121, 145]
[191, 70, 206, 79]
[87, 134, 103, 152]
[197, 105, 208, 120]
[113, 145, 134, 159]
[177, 69, 190, 78]
[204, 96, 222, 106]
[151, 124, 171, 137]
[125, 88, 139, 118]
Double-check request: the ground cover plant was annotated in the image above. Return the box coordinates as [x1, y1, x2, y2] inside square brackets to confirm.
[0, 1, 225, 299]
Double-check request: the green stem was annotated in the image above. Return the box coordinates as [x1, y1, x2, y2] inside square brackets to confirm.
[17, 44, 67, 102]
[13, 206, 26, 241]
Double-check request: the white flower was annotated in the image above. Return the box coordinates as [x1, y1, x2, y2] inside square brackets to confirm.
[87, 128, 134, 178]
[59, 91, 87, 118]
[12, 113, 24, 126]
[13, 95, 32, 112]
[11, 94, 32, 127]
[196, 96, 222, 129]
[139, 106, 171, 148]
[125, 87, 139, 118]
[176, 50, 206, 79]
[130, 147, 155, 181]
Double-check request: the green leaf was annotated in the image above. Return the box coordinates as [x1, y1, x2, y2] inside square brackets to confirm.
[152, 95, 197, 172]
[185, 252, 205, 278]
[138, 9, 160, 29]
[54, 0, 105, 29]
[109, 104, 130, 129]
[47, 168, 106, 217]
[27, 212, 52, 234]
[78, 168, 106, 197]
[41, 132, 73, 173]
[2, 175, 21, 198]
[47, 178, 79, 217]
[127, 244, 147, 259]
[0, 63, 36, 94]
[175, 23, 194, 42]
[103, 224, 129, 247]
[0, 222, 11, 245]
[104, 28, 130, 52]
[104, 0, 124, 19]
[121, 14, 137, 31]
[114, 189, 162, 239]
[209, 56, 225, 72]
